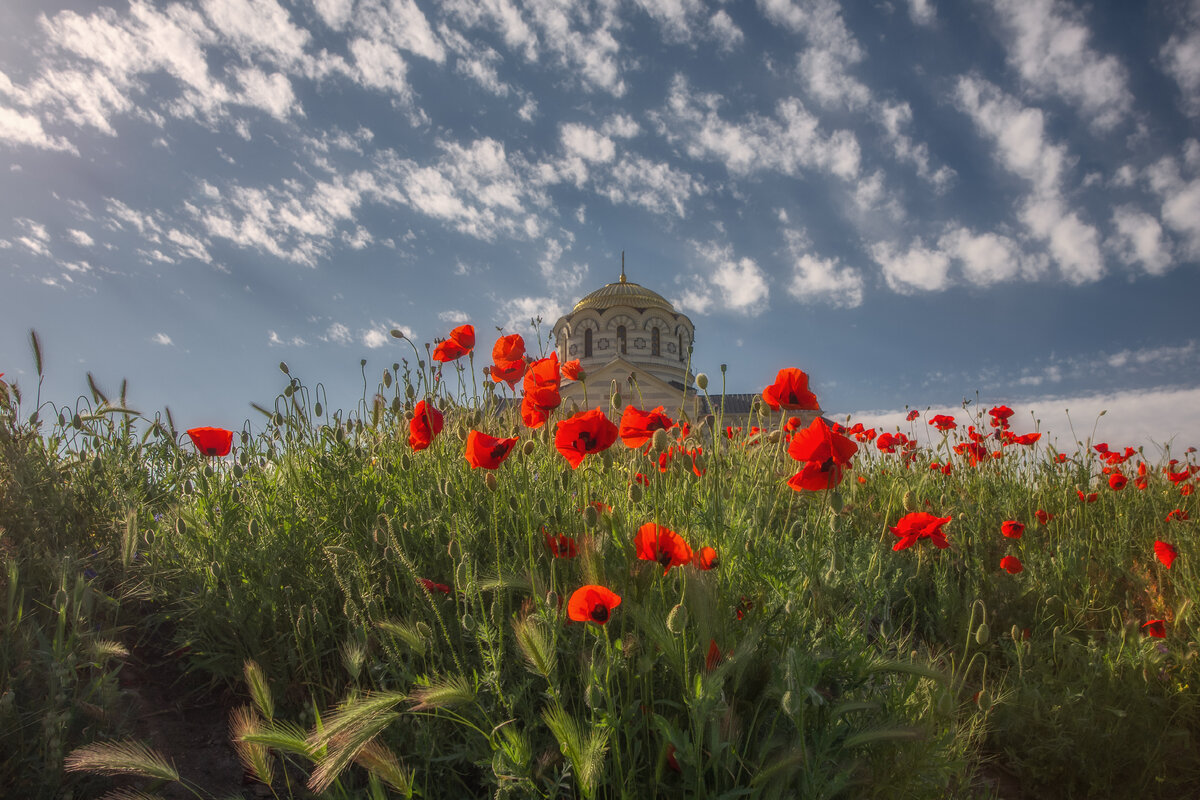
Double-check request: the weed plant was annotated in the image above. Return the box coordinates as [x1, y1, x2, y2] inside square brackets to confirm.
[1, 330, 1197, 799]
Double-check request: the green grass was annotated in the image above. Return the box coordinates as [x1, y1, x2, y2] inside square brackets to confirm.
[1, 336, 1197, 799]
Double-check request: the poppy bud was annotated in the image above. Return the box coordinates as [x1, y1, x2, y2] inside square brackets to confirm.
[284, 384, 294, 398]
[629, 482, 643, 503]
[416, 621, 432, 642]
[71, 413, 83, 430]
[182, 479, 194, 496]
[781, 690, 799, 716]
[585, 683, 604, 710]
[611, 392, 622, 410]
[383, 370, 392, 388]
[248, 518, 259, 537]
[903, 490, 918, 512]
[279, 361, 289, 375]
[522, 439, 536, 456]
[975, 688, 990, 708]
[666, 603, 688, 634]
[1010, 624, 1020, 642]
[696, 373, 708, 390]
[584, 505, 599, 527]
[232, 464, 243, 479]
[651, 428, 670, 453]
[203, 464, 214, 478]
[829, 491, 843, 514]
[461, 612, 476, 632]
[767, 430, 781, 444]
[406, 385, 416, 399]
[390, 329, 405, 339]
[975, 623, 990, 645]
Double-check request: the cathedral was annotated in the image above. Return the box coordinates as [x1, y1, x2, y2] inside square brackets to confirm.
[551, 262, 822, 427]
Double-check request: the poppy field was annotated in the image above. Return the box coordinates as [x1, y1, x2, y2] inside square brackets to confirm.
[2, 327, 1198, 799]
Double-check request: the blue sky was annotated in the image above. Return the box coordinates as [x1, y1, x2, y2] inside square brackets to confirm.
[1, 0, 1199, 452]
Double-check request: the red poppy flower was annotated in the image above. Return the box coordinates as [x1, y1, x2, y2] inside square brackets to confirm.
[928, 414, 956, 431]
[521, 353, 561, 429]
[988, 405, 1014, 429]
[618, 405, 675, 448]
[1166, 509, 1189, 521]
[417, 578, 451, 595]
[786, 417, 858, 491]
[1108, 472, 1128, 491]
[432, 324, 475, 362]
[1011, 432, 1041, 446]
[665, 743, 681, 773]
[1035, 509, 1054, 525]
[408, 400, 444, 451]
[761, 368, 820, 411]
[567, 584, 621, 625]
[1155, 540, 1178, 569]
[693, 546, 718, 570]
[544, 529, 578, 559]
[464, 430, 518, 469]
[876, 432, 907, 454]
[704, 638, 724, 672]
[187, 427, 233, 457]
[492, 333, 525, 363]
[1000, 520, 1024, 539]
[906, 410, 920, 421]
[890, 512, 952, 551]
[1141, 619, 1166, 638]
[555, 408, 619, 469]
[561, 359, 583, 381]
[635, 523, 693, 575]
[633, 472, 650, 486]
[490, 358, 526, 388]
[1000, 555, 1023, 574]
[1076, 490, 1098, 503]
[1182, 484, 1194, 496]
[1166, 468, 1190, 485]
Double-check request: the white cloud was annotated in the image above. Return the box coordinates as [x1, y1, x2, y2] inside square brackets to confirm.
[869, 239, 951, 293]
[499, 295, 565, 337]
[1018, 196, 1103, 284]
[440, 0, 538, 63]
[1161, 6, 1200, 118]
[350, 37, 411, 98]
[709, 10, 744, 52]
[268, 330, 307, 347]
[601, 113, 640, 139]
[439, 309, 470, 324]
[362, 328, 388, 348]
[234, 67, 298, 120]
[782, 228, 863, 308]
[677, 242, 770, 316]
[1109, 206, 1172, 276]
[938, 226, 1046, 285]
[0, 103, 79, 153]
[312, 0, 353, 30]
[561, 122, 615, 163]
[166, 228, 213, 263]
[66, 229, 94, 246]
[324, 322, 353, 344]
[351, 0, 445, 63]
[521, 0, 625, 95]
[1146, 152, 1200, 258]
[907, 0, 936, 26]
[151, 332, 173, 346]
[600, 155, 702, 217]
[200, 0, 310, 65]
[988, 0, 1132, 130]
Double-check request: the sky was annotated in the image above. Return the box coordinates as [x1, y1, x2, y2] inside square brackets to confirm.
[1, 0, 1198, 454]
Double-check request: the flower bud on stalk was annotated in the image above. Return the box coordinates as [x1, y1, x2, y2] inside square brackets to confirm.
[666, 603, 688, 634]
[696, 373, 709, 391]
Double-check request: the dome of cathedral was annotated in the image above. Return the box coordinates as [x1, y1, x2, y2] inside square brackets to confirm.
[572, 275, 676, 313]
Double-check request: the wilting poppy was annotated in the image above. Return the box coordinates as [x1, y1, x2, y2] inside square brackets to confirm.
[635, 523, 693, 575]
[567, 584, 621, 625]
[906, 409, 920, 421]
[786, 417, 858, 491]
[1000, 555, 1023, 574]
[1076, 490, 1098, 503]
[1142, 619, 1166, 638]
[890, 511, 952, 551]
[929, 414, 956, 431]
[561, 359, 583, 381]
[1155, 540, 1179, 569]
[555, 408, 619, 469]
[1000, 520, 1024, 539]
[544, 529, 578, 559]
[417, 578, 451, 595]
[1035, 509, 1054, 525]
[762, 368, 820, 411]
[1108, 473, 1128, 491]
[432, 324, 475, 362]
[464, 430, 518, 469]
[619, 405, 675, 449]
[693, 546, 718, 570]
[408, 400, 444, 451]
[1166, 509, 1189, 521]
[187, 427, 233, 457]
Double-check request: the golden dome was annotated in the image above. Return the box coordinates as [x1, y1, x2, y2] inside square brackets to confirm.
[572, 274, 676, 313]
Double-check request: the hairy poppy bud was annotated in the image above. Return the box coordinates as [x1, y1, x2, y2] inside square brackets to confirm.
[829, 491, 844, 514]
[522, 439, 536, 456]
[485, 472, 498, 492]
[975, 623, 990, 645]
[611, 392, 622, 410]
[279, 361, 289, 375]
[390, 329, 405, 339]
[545, 590, 558, 611]
[585, 683, 604, 710]
[767, 430, 781, 444]
[781, 690, 799, 716]
[903, 490, 918, 512]
[696, 373, 709, 390]
[248, 518, 259, 537]
[383, 370, 392, 388]
[461, 612, 476, 632]
[666, 603, 688, 634]
[629, 482, 643, 503]
[651, 428, 670, 453]
[584, 504, 599, 527]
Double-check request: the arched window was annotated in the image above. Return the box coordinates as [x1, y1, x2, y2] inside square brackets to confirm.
[678, 332, 684, 361]
[584, 328, 593, 358]
[651, 328, 660, 356]
[617, 325, 627, 355]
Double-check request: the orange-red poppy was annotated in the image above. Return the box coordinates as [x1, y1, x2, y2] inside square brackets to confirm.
[704, 638, 725, 672]
[187, 427, 233, 457]
[1000, 555, 1023, 574]
[1000, 520, 1024, 539]
[492, 333, 525, 363]
[544, 529, 578, 559]
[561, 359, 583, 381]
[988, 405, 1014, 429]
[1166, 508, 1189, 521]
[567, 584, 621, 625]
[890, 511, 951, 551]
[521, 353, 561, 429]
[417, 578, 451, 595]
[464, 430, 518, 469]
[408, 400, 444, 451]
[1035, 509, 1055, 525]
[618, 405, 675, 448]
[555, 408, 619, 469]
[1076, 490, 1098, 503]
[1108, 472, 1128, 491]
[906, 409, 920, 421]
[432, 324, 475, 362]
[786, 417, 858, 491]
[928, 414, 956, 431]
[635, 523, 693, 575]
[762, 368, 819, 411]
[1142, 619, 1166, 638]
[693, 546, 718, 570]
[1155, 540, 1178, 569]
[490, 359, 526, 388]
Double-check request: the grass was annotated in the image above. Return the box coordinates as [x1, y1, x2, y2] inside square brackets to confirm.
[1, 330, 1197, 798]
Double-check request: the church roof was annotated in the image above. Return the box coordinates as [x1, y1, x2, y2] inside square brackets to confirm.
[572, 274, 676, 314]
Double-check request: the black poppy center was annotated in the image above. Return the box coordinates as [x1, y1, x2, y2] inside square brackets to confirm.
[577, 431, 598, 449]
[590, 603, 610, 623]
[819, 457, 836, 473]
[490, 443, 510, 459]
[204, 447, 219, 456]
[657, 549, 673, 568]
[787, 390, 800, 404]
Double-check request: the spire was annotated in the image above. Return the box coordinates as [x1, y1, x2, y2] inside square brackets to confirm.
[620, 251, 626, 283]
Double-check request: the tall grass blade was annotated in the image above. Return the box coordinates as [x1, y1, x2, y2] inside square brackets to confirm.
[63, 740, 180, 781]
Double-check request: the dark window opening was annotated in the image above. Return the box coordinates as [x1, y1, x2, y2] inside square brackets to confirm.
[652, 328, 660, 356]
[617, 326, 627, 355]
[584, 328, 593, 358]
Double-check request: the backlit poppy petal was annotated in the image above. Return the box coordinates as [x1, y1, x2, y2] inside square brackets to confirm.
[567, 585, 621, 625]
[1154, 540, 1178, 569]
[1000, 555, 1023, 574]
[762, 368, 820, 411]
[464, 430, 518, 469]
[1141, 619, 1166, 638]
[408, 400, 444, 451]
[1000, 520, 1024, 539]
[618, 405, 675, 448]
[555, 408, 619, 469]
[187, 427, 233, 457]
[635, 523, 693, 575]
